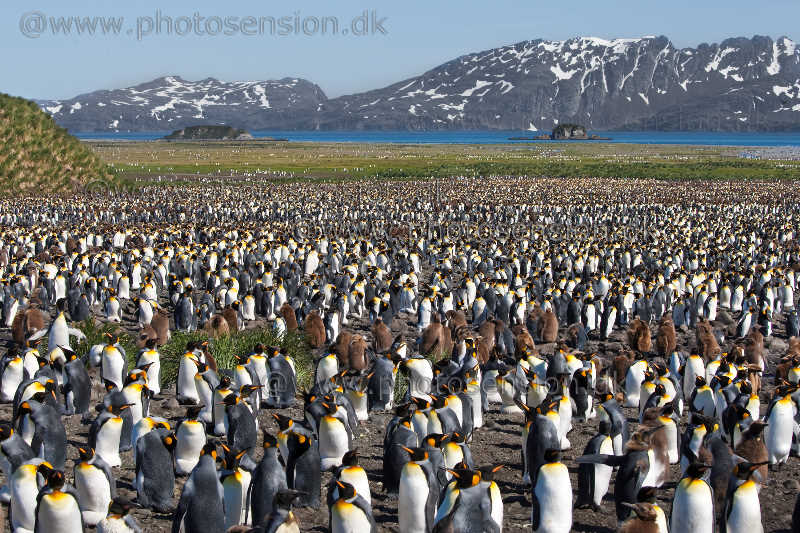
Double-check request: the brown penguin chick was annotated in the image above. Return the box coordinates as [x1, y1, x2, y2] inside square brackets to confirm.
[744, 330, 766, 370]
[280, 302, 298, 332]
[512, 324, 535, 357]
[617, 502, 661, 533]
[477, 319, 498, 353]
[11, 307, 45, 346]
[627, 319, 651, 353]
[204, 314, 230, 338]
[370, 317, 393, 354]
[734, 420, 769, 482]
[788, 336, 800, 357]
[746, 364, 763, 395]
[347, 335, 369, 371]
[613, 349, 635, 386]
[334, 331, 354, 367]
[695, 318, 720, 363]
[655, 316, 676, 357]
[304, 310, 326, 348]
[222, 305, 240, 332]
[150, 311, 171, 345]
[539, 309, 559, 343]
[444, 309, 467, 329]
[136, 324, 158, 349]
[419, 316, 448, 356]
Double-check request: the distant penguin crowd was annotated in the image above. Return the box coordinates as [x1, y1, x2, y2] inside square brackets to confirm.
[0, 176, 799, 531]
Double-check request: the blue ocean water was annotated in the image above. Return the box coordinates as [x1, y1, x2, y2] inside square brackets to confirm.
[75, 130, 800, 147]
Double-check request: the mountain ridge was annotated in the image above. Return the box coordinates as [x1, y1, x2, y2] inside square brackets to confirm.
[36, 34, 800, 132]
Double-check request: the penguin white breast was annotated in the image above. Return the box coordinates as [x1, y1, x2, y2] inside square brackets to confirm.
[399, 462, 430, 533]
[533, 463, 572, 532]
[37, 492, 83, 533]
[332, 501, 372, 533]
[75, 463, 111, 511]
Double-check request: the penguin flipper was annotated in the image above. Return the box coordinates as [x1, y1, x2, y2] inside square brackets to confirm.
[27, 328, 46, 342]
[530, 491, 541, 531]
[67, 327, 87, 341]
[171, 488, 189, 533]
[433, 486, 460, 527]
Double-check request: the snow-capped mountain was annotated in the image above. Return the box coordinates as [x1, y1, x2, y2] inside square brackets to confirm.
[316, 35, 800, 131]
[37, 76, 326, 132]
[37, 35, 800, 132]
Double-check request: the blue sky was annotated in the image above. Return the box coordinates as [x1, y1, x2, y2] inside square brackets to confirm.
[2, 0, 799, 100]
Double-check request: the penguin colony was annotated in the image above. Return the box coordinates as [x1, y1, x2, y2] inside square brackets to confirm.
[0, 176, 798, 532]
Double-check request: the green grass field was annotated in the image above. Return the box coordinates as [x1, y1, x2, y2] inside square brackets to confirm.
[71, 319, 315, 391]
[89, 140, 800, 184]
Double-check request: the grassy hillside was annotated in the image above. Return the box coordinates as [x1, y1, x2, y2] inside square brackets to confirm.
[0, 93, 114, 192]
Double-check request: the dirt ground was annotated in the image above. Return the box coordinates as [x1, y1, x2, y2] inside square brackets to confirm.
[1, 304, 799, 532]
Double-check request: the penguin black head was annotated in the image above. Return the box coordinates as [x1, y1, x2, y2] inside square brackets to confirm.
[186, 405, 204, 419]
[272, 413, 294, 431]
[108, 403, 133, 416]
[334, 480, 358, 501]
[320, 402, 338, 416]
[262, 431, 278, 449]
[220, 444, 247, 469]
[447, 465, 481, 488]
[239, 384, 261, 398]
[287, 432, 311, 452]
[273, 489, 304, 510]
[733, 460, 769, 481]
[222, 393, 240, 407]
[104, 332, 119, 346]
[199, 442, 218, 460]
[341, 449, 360, 467]
[450, 432, 467, 444]
[476, 464, 503, 483]
[399, 446, 428, 462]
[543, 448, 561, 463]
[637, 486, 658, 504]
[76, 446, 95, 462]
[40, 466, 65, 490]
[424, 433, 449, 449]
[0, 423, 13, 440]
[685, 462, 711, 479]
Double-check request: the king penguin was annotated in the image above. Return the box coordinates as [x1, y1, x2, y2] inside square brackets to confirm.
[73, 446, 116, 527]
[173, 443, 224, 533]
[329, 480, 377, 533]
[576, 419, 614, 511]
[531, 449, 572, 533]
[34, 465, 83, 533]
[398, 446, 437, 533]
[670, 462, 715, 533]
[250, 432, 288, 527]
[723, 460, 768, 533]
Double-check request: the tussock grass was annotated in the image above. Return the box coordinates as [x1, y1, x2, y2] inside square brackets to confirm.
[70, 319, 313, 390]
